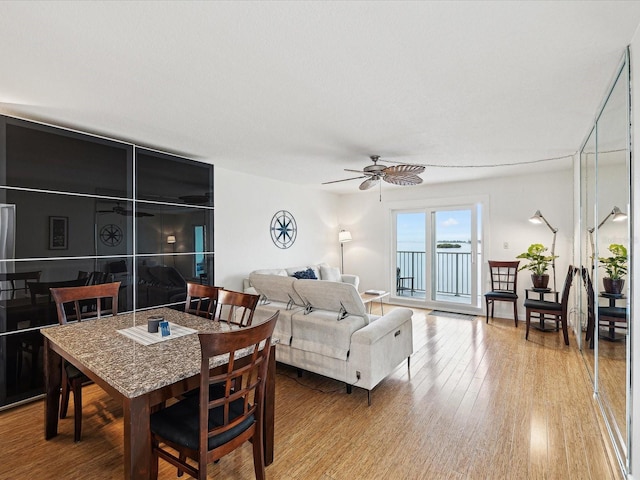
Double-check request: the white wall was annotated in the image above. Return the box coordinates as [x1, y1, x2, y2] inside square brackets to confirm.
[336, 167, 574, 317]
[214, 167, 340, 291]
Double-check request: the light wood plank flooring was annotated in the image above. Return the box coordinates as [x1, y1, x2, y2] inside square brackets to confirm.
[0, 306, 620, 479]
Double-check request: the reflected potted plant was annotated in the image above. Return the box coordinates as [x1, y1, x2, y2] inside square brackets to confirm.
[516, 243, 556, 289]
[599, 243, 627, 295]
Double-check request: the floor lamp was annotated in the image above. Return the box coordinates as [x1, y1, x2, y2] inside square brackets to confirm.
[339, 230, 352, 273]
[528, 210, 558, 291]
[588, 206, 627, 270]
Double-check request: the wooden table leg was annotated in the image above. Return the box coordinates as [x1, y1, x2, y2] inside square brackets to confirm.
[264, 344, 276, 466]
[123, 395, 151, 480]
[44, 338, 61, 440]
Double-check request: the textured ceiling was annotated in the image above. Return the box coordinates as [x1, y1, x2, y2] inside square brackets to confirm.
[1, 1, 640, 193]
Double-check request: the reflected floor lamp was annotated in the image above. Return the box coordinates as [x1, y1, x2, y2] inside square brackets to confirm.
[339, 230, 352, 273]
[529, 210, 558, 291]
[588, 206, 627, 270]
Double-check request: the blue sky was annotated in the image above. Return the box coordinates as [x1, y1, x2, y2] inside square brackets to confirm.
[397, 210, 472, 251]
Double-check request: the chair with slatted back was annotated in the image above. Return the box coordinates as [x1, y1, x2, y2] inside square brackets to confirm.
[185, 282, 222, 319]
[50, 282, 120, 442]
[150, 311, 279, 480]
[215, 289, 260, 327]
[485, 261, 520, 326]
[524, 266, 575, 346]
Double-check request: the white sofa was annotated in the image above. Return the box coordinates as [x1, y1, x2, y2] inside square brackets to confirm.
[248, 272, 413, 404]
[242, 263, 359, 293]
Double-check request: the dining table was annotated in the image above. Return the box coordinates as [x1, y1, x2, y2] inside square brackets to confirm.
[41, 307, 276, 480]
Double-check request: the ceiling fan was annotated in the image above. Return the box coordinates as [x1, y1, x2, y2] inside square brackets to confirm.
[322, 155, 425, 190]
[97, 202, 154, 217]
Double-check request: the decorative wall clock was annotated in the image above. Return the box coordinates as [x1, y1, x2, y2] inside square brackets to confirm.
[99, 223, 123, 247]
[270, 210, 297, 249]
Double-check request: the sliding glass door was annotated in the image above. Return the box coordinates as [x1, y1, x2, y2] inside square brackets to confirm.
[394, 203, 482, 312]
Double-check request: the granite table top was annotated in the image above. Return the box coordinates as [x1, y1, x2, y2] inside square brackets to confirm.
[40, 307, 252, 399]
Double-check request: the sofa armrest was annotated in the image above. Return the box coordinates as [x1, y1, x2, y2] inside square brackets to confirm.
[349, 307, 413, 391]
[351, 308, 412, 346]
[340, 274, 359, 290]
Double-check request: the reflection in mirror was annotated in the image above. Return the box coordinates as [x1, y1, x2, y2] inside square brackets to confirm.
[579, 53, 630, 475]
[594, 59, 630, 465]
[135, 253, 214, 310]
[580, 126, 596, 378]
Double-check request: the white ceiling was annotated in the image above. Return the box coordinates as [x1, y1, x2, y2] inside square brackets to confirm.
[1, 1, 640, 193]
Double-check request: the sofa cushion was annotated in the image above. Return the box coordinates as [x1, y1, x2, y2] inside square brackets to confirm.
[251, 268, 288, 277]
[285, 265, 321, 279]
[294, 279, 368, 321]
[319, 265, 342, 282]
[253, 303, 297, 345]
[291, 309, 366, 360]
[291, 268, 318, 280]
[249, 273, 304, 306]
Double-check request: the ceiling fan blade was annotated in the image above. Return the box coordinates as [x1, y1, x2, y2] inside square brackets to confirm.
[359, 178, 379, 190]
[384, 174, 423, 186]
[344, 169, 368, 174]
[322, 176, 367, 185]
[384, 164, 426, 176]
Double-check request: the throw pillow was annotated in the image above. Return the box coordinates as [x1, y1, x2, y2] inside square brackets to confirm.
[291, 268, 318, 280]
[319, 265, 342, 282]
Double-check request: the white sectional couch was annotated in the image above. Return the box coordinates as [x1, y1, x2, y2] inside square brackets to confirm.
[243, 263, 359, 292]
[248, 271, 413, 404]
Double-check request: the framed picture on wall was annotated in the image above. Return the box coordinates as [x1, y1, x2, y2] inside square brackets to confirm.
[49, 216, 68, 250]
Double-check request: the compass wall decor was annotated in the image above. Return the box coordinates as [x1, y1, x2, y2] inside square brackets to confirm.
[99, 223, 123, 247]
[270, 210, 297, 249]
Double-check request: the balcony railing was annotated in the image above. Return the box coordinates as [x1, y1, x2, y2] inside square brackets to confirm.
[397, 250, 471, 297]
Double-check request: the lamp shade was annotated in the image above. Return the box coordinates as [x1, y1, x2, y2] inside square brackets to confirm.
[528, 210, 544, 224]
[611, 206, 628, 222]
[339, 230, 352, 243]
[167, 235, 176, 244]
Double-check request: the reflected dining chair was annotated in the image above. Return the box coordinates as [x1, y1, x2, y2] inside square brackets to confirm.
[524, 265, 575, 346]
[582, 266, 628, 347]
[50, 282, 120, 442]
[185, 282, 222, 319]
[150, 311, 279, 480]
[215, 289, 260, 327]
[485, 260, 520, 326]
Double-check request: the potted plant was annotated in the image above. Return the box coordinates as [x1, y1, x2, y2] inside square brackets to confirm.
[599, 243, 627, 294]
[516, 243, 556, 289]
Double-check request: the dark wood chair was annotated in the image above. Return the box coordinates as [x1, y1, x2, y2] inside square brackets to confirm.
[396, 267, 414, 295]
[485, 260, 520, 326]
[524, 265, 575, 345]
[150, 311, 279, 480]
[215, 289, 260, 327]
[50, 282, 120, 442]
[582, 267, 627, 346]
[185, 282, 222, 319]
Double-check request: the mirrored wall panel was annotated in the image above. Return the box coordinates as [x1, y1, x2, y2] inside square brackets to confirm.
[578, 50, 631, 475]
[0, 115, 214, 409]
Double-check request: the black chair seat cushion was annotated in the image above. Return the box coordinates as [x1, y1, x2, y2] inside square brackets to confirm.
[64, 361, 87, 381]
[485, 291, 518, 300]
[599, 306, 627, 319]
[150, 396, 255, 451]
[524, 299, 561, 311]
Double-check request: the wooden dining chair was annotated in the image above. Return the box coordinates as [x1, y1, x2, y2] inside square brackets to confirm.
[50, 282, 120, 442]
[215, 289, 260, 327]
[485, 260, 520, 326]
[524, 265, 575, 345]
[185, 282, 222, 319]
[150, 311, 279, 480]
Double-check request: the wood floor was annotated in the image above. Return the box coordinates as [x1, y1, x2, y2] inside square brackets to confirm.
[0, 306, 620, 479]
